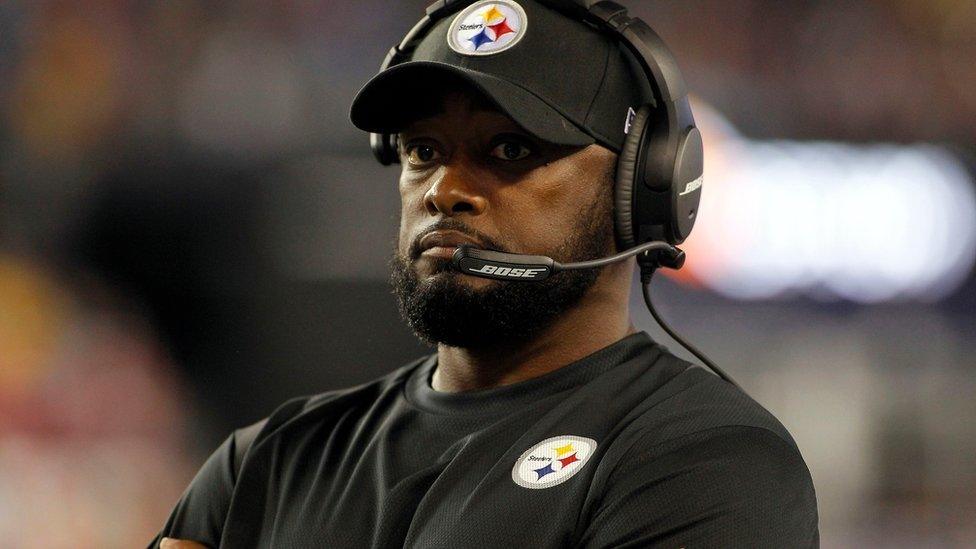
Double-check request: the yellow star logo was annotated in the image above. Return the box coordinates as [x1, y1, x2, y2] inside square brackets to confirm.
[554, 443, 575, 457]
[481, 5, 505, 24]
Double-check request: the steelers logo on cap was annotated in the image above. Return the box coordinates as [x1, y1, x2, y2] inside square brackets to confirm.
[447, 0, 528, 56]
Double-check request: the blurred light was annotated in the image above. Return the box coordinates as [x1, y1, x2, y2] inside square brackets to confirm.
[0, 256, 68, 396]
[0, 256, 195, 546]
[678, 101, 976, 303]
[178, 30, 305, 157]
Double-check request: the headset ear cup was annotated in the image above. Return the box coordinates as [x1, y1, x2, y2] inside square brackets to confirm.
[614, 105, 653, 251]
[671, 126, 704, 243]
[370, 133, 399, 166]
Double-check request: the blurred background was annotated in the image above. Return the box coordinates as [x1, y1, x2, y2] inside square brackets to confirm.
[1, 0, 974, 547]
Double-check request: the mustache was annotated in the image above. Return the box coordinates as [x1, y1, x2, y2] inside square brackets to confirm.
[408, 219, 509, 260]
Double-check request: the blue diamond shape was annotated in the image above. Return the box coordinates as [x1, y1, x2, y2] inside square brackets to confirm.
[533, 463, 556, 480]
[468, 28, 494, 50]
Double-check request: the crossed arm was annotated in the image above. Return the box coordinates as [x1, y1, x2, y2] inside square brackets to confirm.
[151, 425, 818, 547]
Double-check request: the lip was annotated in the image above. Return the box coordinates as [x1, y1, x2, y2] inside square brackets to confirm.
[421, 246, 461, 259]
[418, 230, 484, 257]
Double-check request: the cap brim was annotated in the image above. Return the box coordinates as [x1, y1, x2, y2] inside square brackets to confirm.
[349, 61, 595, 147]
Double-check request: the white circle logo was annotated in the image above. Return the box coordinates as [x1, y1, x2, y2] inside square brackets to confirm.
[447, 0, 528, 56]
[511, 435, 598, 489]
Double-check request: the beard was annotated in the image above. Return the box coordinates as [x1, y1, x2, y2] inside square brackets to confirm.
[389, 190, 615, 349]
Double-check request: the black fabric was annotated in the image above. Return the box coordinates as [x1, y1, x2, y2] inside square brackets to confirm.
[349, 0, 654, 153]
[148, 332, 819, 548]
[232, 418, 267, 480]
[352, 61, 595, 148]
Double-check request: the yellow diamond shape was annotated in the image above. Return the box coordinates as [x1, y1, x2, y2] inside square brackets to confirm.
[554, 443, 575, 457]
[481, 5, 505, 24]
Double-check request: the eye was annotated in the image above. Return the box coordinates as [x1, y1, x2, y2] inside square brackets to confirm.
[490, 139, 533, 161]
[404, 143, 441, 166]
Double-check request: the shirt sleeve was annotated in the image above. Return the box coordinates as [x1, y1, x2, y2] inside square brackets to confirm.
[145, 431, 238, 549]
[577, 425, 819, 548]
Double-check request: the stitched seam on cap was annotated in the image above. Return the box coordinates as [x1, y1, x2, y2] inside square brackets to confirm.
[582, 42, 613, 127]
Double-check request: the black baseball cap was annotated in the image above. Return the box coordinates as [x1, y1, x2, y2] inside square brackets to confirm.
[349, 0, 654, 153]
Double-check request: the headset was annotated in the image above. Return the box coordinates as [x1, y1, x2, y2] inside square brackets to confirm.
[367, 0, 738, 388]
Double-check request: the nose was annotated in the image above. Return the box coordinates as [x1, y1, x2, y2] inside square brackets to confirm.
[423, 164, 488, 217]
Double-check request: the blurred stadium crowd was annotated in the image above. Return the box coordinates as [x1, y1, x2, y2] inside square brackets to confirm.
[0, 1, 974, 547]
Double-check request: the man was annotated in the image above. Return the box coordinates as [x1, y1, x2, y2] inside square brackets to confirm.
[152, 1, 818, 547]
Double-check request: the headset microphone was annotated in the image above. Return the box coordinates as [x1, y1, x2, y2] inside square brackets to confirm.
[451, 241, 684, 282]
[451, 241, 740, 389]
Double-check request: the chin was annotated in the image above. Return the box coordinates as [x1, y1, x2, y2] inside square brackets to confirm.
[412, 255, 450, 275]
[413, 260, 494, 288]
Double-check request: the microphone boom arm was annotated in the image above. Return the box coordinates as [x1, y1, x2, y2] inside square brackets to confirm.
[451, 240, 740, 388]
[554, 241, 684, 271]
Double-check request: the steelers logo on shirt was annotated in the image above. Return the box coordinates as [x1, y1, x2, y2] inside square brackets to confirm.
[511, 435, 598, 489]
[447, 0, 528, 56]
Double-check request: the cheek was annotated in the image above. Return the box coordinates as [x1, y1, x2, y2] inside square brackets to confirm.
[397, 214, 410, 255]
[397, 177, 429, 253]
[510, 158, 609, 249]
[541, 168, 590, 223]
[493, 179, 575, 252]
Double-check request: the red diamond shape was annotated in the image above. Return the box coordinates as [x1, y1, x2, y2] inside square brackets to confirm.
[558, 453, 580, 468]
[488, 19, 515, 41]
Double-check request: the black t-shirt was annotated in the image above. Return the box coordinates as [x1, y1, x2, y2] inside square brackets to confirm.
[149, 332, 819, 548]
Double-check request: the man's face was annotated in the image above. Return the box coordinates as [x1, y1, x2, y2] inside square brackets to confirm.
[389, 85, 619, 349]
